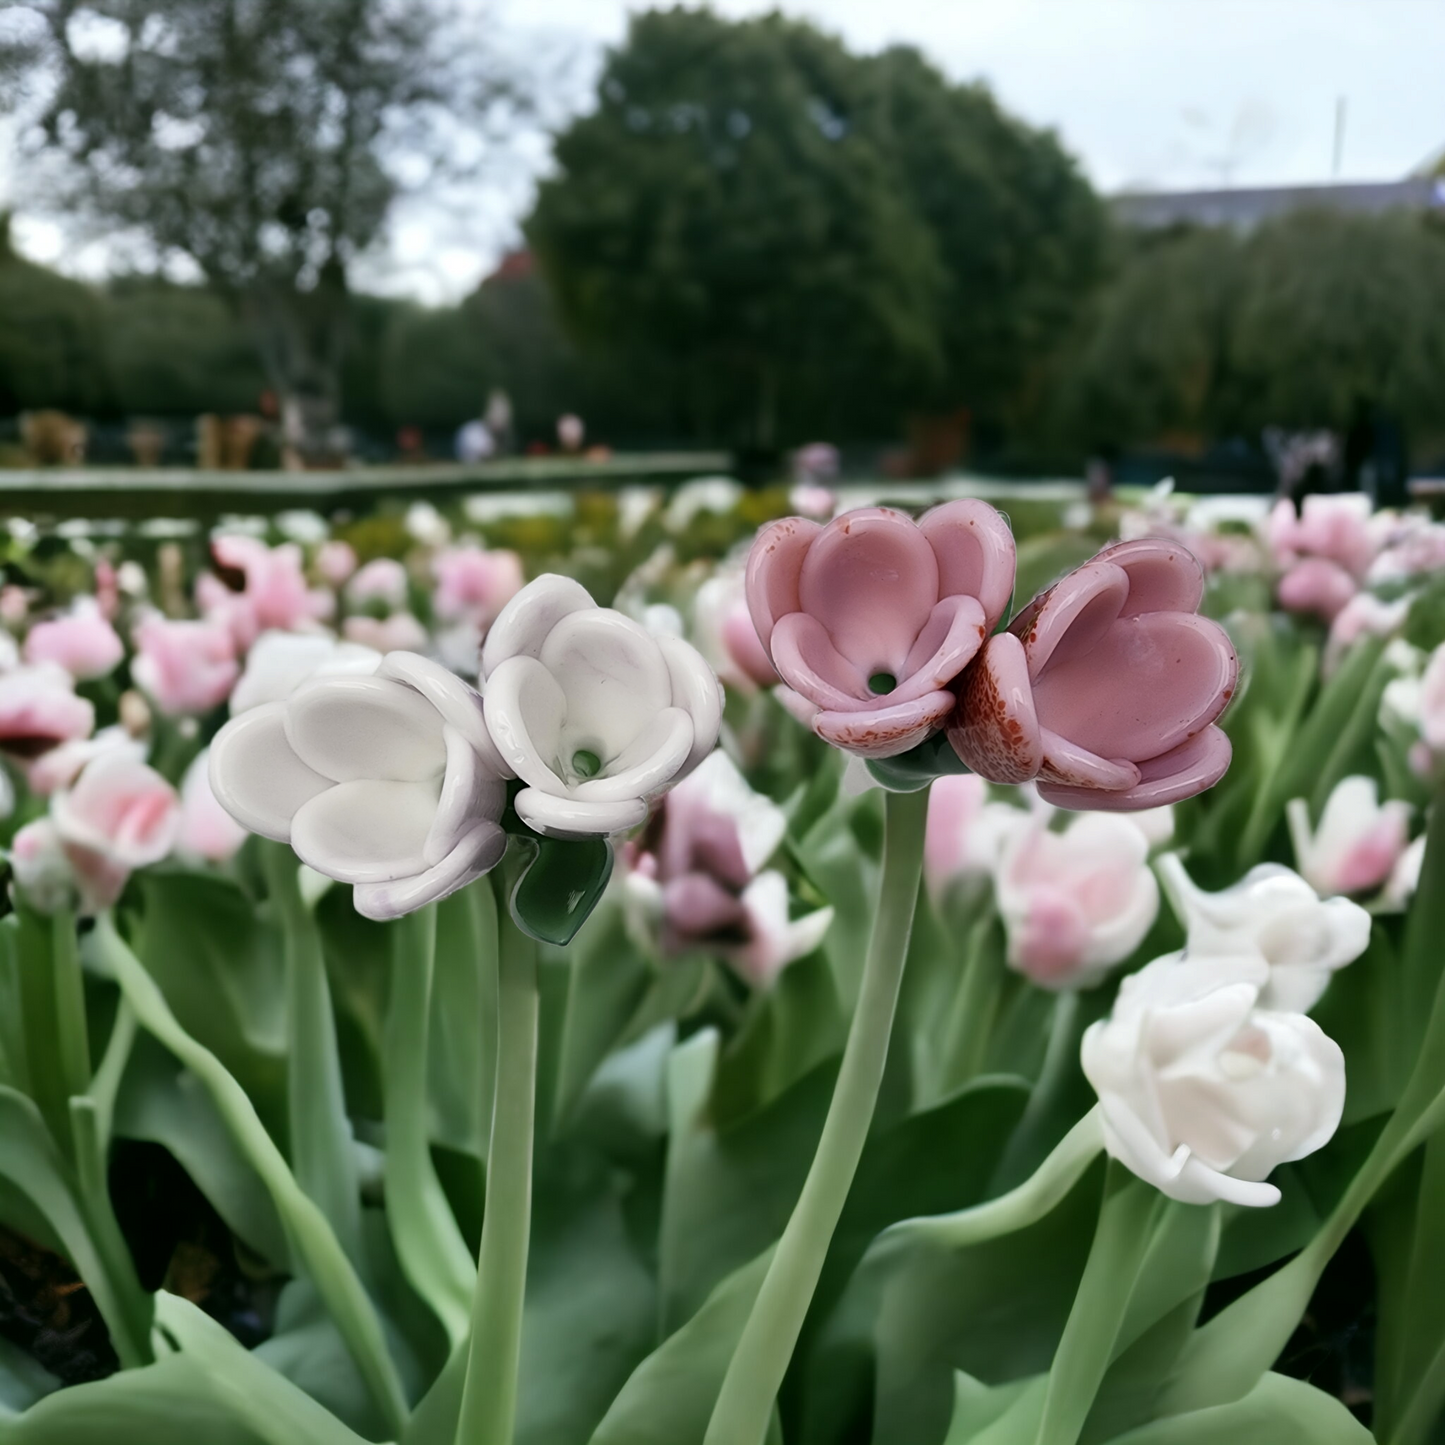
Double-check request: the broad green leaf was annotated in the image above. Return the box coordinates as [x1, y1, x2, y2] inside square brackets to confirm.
[590, 1247, 774, 1445]
[510, 835, 614, 945]
[0, 1337, 58, 1419]
[942, 1371, 1039, 1444]
[1105, 1371, 1372, 1444]
[429, 880, 498, 1157]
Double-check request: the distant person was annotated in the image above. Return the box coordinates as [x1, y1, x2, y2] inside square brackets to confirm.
[455, 416, 495, 464]
[557, 413, 585, 454]
[484, 390, 515, 455]
[397, 425, 427, 463]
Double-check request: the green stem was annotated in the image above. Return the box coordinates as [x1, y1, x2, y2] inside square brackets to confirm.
[261, 842, 362, 1259]
[384, 904, 474, 1349]
[52, 908, 91, 1108]
[704, 786, 930, 1445]
[454, 879, 539, 1445]
[15, 904, 72, 1150]
[1034, 1166, 1158, 1445]
[938, 904, 1001, 1091]
[89, 1001, 137, 1148]
[93, 912, 408, 1437]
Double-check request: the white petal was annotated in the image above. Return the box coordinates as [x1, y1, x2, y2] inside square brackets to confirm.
[352, 821, 507, 920]
[285, 674, 446, 783]
[480, 573, 594, 679]
[574, 708, 693, 803]
[514, 787, 646, 838]
[208, 703, 331, 842]
[376, 651, 510, 778]
[426, 724, 507, 866]
[484, 655, 570, 797]
[538, 608, 673, 758]
[657, 634, 723, 777]
[290, 778, 440, 883]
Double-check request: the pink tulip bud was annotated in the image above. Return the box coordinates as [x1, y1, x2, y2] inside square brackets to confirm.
[342, 612, 430, 653]
[315, 540, 359, 588]
[347, 557, 410, 611]
[746, 502, 1015, 757]
[24, 603, 125, 681]
[431, 544, 525, 627]
[1276, 557, 1358, 622]
[132, 616, 240, 715]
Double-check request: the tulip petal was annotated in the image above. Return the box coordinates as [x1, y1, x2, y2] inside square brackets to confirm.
[538, 608, 674, 758]
[1038, 728, 1140, 792]
[426, 725, 508, 867]
[290, 778, 440, 883]
[208, 703, 332, 842]
[515, 787, 647, 838]
[378, 651, 510, 777]
[797, 508, 940, 675]
[948, 634, 1043, 784]
[1039, 728, 1233, 812]
[770, 613, 870, 711]
[1033, 611, 1237, 764]
[814, 691, 954, 758]
[480, 572, 594, 679]
[1021, 562, 1130, 680]
[286, 674, 447, 784]
[745, 517, 821, 658]
[353, 820, 507, 921]
[1095, 538, 1206, 617]
[657, 634, 723, 776]
[484, 656, 571, 797]
[575, 706, 693, 803]
[893, 594, 988, 703]
[918, 499, 1016, 630]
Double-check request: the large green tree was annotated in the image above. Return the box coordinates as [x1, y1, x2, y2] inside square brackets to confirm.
[527, 8, 947, 449]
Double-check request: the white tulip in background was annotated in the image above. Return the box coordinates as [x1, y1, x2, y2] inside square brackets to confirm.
[1156, 854, 1371, 1013]
[1081, 950, 1346, 1207]
[229, 630, 382, 714]
[1286, 775, 1413, 899]
[209, 652, 508, 919]
[481, 574, 722, 837]
[994, 810, 1161, 990]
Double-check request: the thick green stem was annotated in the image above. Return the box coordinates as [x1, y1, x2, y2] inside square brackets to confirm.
[262, 843, 361, 1259]
[938, 904, 1001, 1091]
[1034, 1167, 1158, 1445]
[454, 882, 539, 1445]
[704, 786, 929, 1445]
[384, 904, 474, 1348]
[52, 909, 91, 1109]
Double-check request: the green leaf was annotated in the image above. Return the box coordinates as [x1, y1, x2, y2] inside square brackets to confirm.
[1103, 1372, 1373, 1444]
[865, 732, 971, 793]
[0, 1336, 59, 1418]
[942, 1371, 1040, 1444]
[429, 880, 498, 1158]
[510, 835, 615, 946]
[589, 1247, 774, 1445]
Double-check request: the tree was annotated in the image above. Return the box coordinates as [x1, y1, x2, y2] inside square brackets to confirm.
[526, 8, 946, 449]
[2, 0, 520, 450]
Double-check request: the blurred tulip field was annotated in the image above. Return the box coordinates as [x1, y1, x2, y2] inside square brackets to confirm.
[0, 471, 1442, 1445]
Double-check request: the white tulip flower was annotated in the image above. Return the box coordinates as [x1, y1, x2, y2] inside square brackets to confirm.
[1156, 854, 1371, 1013]
[209, 652, 507, 919]
[1082, 951, 1346, 1207]
[229, 629, 382, 714]
[481, 575, 722, 837]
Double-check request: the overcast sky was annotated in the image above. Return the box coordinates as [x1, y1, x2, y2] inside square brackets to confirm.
[6, 0, 1445, 302]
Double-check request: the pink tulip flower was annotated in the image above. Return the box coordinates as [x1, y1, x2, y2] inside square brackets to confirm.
[0, 664, 95, 759]
[132, 616, 240, 715]
[746, 502, 1015, 757]
[1276, 557, 1358, 623]
[175, 749, 248, 864]
[431, 543, 524, 627]
[347, 557, 410, 611]
[1323, 592, 1409, 674]
[692, 574, 779, 693]
[1287, 776, 1412, 897]
[923, 774, 1035, 900]
[202, 535, 331, 649]
[995, 812, 1160, 989]
[315, 540, 359, 588]
[949, 538, 1236, 810]
[342, 612, 430, 653]
[11, 816, 130, 915]
[24, 602, 125, 680]
[1268, 494, 1377, 580]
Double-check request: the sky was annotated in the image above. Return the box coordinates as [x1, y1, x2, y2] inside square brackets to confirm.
[5, 0, 1445, 303]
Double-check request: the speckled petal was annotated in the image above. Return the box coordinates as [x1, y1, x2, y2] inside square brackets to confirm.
[918, 499, 1016, 630]
[947, 634, 1042, 784]
[891, 594, 988, 704]
[1037, 728, 1140, 792]
[770, 612, 870, 712]
[1020, 562, 1130, 680]
[1097, 537, 1206, 617]
[814, 691, 954, 758]
[1039, 728, 1233, 811]
[745, 517, 822, 659]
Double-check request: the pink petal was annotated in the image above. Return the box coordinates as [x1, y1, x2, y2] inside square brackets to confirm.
[947, 633, 1042, 784]
[796, 508, 940, 674]
[891, 595, 988, 704]
[1018, 562, 1130, 679]
[1037, 729, 1140, 791]
[918, 499, 1016, 630]
[663, 872, 748, 938]
[1277, 558, 1357, 622]
[814, 692, 954, 758]
[770, 612, 871, 711]
[1033, 611, 1237, 763]
[1038, 728, 1232, 811]
[1093, 538, 1205, 617]
[745, 517, 821, 658]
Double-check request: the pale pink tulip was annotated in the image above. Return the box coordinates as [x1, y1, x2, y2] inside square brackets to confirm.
[949, 538, 1236, 810]
[132, 616, 240, 715]
[24, 603, 124, 680]
[923, 774, 1033, 899]
[692, 574, 779, 694]
[26, 725, 148, 796]
[347, 557, 410, 611]
[1276, 557, 1358, 622]
[0, 664, 95, 759]
[10, 817, 130, 914]
[342, 612, 430, 653]
[175, 749, 248, 863]
[1268, 494, 1377, 579]
[1420, 645, 1445, 755]
[1287, 776, 1412, 897]
[431, 544, 524, 626]
[746, 502, 1015, 757]
[202, 535, 331, 649]
[994, 812, 1159, 989]
[315, 539, 359, 588]
[1323, 592, 1408, 674]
